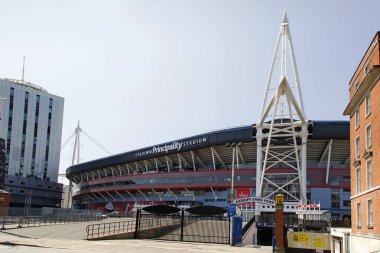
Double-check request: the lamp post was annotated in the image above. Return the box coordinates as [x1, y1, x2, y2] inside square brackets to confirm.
[231, 146, 235, 203]
[226, 142, 242, 204]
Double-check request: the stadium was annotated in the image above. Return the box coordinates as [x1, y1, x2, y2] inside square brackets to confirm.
[66, 15, 351, 241]
[66, 120, 350, 218]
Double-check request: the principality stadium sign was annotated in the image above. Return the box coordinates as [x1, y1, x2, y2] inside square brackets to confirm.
[135, 137, 207, 157]
[235, 197, 275, 205]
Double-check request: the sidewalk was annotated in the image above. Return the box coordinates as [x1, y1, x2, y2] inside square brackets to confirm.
[0, 235, 272, 253]
[0, 221, 272, 253]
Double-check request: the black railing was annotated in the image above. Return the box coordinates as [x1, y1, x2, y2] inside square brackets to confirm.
[86, 218, 154, 239]
[0, 215, 106, 230]
[0, 207, 101, 217]
[137, 208, 230, 244]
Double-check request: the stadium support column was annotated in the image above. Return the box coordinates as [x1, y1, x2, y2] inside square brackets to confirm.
[301, 124, 308, 204]
[256, 127, 263, 197]
[256, 12, 307, 203]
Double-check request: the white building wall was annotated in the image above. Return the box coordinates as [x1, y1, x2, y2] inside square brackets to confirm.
[351, 233, 380, 253]
[0, 79, 64, 183]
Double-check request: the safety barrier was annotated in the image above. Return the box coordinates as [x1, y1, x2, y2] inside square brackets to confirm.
[0, 215, 106, 230]
[86, 218, 154, 239]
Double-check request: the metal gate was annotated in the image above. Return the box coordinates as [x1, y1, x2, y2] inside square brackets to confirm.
[136, 205, 230, 244]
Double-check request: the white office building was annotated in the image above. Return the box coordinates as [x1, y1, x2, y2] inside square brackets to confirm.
[0, 78, 64, 207]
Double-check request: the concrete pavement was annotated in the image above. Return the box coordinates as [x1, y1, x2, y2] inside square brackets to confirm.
[0, 220, 272, 253]
[0, 236, 272, 253]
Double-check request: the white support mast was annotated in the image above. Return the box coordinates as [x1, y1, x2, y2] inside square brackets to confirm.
[66, 121, 81, 208]
[256, 12, 308, 204]
[63, 121, 112, 208]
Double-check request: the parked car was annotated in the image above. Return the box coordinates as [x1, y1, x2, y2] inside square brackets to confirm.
[107, 211, 120, 218]
[96, 213, 108, 219]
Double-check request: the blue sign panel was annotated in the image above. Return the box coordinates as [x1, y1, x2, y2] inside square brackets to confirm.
[228, 204, 237, 217]
[232, 217, 242, 245]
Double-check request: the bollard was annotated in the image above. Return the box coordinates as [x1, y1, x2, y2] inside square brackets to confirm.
[1, 218, 5, 230]
[18, 218, 23, 228]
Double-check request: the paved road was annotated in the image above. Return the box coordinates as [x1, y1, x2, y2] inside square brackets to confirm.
[0, 218, 134, 240]
[0, 219, 272, 253]
[0, 236, 271, 253]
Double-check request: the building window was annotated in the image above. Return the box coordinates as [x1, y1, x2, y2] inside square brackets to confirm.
[356, 166, 361, 194]
[355, 136, 360, 158]
[6, 87, 15, 174]
[357, 202, 361, 228]
[331, 188, 340, 209]
[343, 200, 351, 207]
[331, 175, 339, 186]
[366, 124, 372, 148]
[355, 110, 360, 129]
[365, 95, 371, 117]
[354, 78, 359, 91]
[31, 95, 40, 177]
[306, 188, 311, 203]
[43, 98, 53, 180]
[19, 92, 29, 176]
[368, 199, 373, 228]
[366, 159, 372, 189]
[365, 61, 371, 75]
[343, 175, 350, 182]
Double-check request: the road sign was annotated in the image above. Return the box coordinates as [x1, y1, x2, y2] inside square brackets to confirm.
[275, 194, 284, 205]
[227, 203, 237, 217]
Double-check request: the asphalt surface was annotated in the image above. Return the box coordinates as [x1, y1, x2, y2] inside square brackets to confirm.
[0, 220, 272, 253]
[0, 218, 133, 240]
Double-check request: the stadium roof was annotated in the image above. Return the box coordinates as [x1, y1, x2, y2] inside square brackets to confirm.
[66, 120, 349, 178]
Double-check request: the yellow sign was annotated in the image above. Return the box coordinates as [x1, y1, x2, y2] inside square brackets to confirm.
[275, 194, 284, 205]
[292, 233, 310, 242]
[314, 237, 325, 248]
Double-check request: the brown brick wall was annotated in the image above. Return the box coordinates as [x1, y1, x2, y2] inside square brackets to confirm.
[349, 39, 380, 235]
[349, 34, 380, 99]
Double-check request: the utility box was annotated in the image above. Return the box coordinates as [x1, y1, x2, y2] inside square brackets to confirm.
[232, 217, 242, 245]
[0, 190, 10, 216]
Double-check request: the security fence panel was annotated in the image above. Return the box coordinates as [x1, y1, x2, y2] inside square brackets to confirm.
[182, 214, 230, 244]
[136, 205, 230, 245]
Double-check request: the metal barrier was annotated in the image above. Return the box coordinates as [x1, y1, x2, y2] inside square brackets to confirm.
[0, 207, 103, 217]
[0, 215, 106, 230]
[86, 218, 154, 239]
[137, 209, 230, 244]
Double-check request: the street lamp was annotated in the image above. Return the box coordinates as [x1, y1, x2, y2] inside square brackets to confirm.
[225, 142, 242, 204]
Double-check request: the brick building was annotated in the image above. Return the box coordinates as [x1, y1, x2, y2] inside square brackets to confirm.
[344, 32, 380, 251]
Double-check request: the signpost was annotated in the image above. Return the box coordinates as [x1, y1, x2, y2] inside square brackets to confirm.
[275, 194, 285, 253]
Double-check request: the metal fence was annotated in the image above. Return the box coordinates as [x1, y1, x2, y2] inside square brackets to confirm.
[137, 209, 230, 244]
[0, 207, 101, 217]
[0, 214, 106, 230]
[86, 218, 154, 239]
[86, 207, 230, 244]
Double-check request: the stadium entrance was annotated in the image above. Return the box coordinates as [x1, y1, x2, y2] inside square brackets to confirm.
[135, 205, 230, 244]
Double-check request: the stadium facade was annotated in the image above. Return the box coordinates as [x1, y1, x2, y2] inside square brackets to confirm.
[67, 14, 351, 219]
[66, 120, 350, 217]
[0, 78, 64, 207]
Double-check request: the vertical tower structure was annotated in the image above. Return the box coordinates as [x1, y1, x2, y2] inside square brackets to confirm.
[256, 12, 308, 204]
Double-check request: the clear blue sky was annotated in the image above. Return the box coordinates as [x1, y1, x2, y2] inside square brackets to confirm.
[0, 1, 378, 183]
